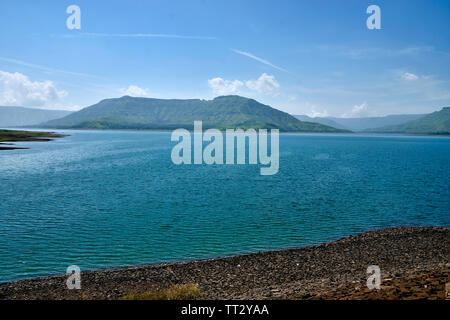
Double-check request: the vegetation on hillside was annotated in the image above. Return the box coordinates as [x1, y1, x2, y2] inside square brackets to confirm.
[366, 107, 450, 134]
[41, 95, 350, 132]
[294, 114, 427, 132]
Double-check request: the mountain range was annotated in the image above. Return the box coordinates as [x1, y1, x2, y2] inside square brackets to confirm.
[3, 96, 448, 135]
[0, 106, 72, 127]
[295, 108, 449, 134]
[365, 107, 450, 134]
[40, 95, 349, 132]
[294, 114, 426, 132]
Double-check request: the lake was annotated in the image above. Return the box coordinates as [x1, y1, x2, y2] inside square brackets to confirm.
[0, 130, 449, 282]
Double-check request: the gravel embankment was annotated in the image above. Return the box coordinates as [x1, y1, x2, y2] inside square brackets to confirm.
[0, 227, 448, 300]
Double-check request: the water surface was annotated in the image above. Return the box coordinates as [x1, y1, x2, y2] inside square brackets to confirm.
[0, 130, 449, 282]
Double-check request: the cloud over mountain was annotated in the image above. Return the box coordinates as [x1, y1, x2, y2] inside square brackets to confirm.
[208, 73, 279, 96]
[245, 73, 279, 94]
[208, 78, 244, 95]
[120, 85, 149, 97]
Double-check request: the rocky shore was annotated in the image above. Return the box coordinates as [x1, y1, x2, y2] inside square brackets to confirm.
[0, 227, 448, 300]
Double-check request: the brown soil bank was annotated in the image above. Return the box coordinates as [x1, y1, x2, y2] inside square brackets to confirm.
[0, 227, 448, 300]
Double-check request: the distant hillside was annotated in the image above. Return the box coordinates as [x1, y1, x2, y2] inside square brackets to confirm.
[0, 106, 72, 127]
[366, 107, 450, 134]
[293, 115, 348, 130]
[294, 114, 426, 131]
[41, 95, 350, 132]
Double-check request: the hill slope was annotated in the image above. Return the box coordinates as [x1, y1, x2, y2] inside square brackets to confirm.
[294, 114, 426, 131]
[366, 107, 450, 134]
[41, 95, 349, 132]
[0, 106, 72, 127]
[294, 115, 348, 130]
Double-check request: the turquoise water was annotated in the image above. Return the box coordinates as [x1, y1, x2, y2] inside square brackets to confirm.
[0, 130, 449, 283]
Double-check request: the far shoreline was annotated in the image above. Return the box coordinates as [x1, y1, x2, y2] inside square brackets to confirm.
[0, 129, 68, 150]
[6, 127, 450, 138]
[7, 127, 450, 138]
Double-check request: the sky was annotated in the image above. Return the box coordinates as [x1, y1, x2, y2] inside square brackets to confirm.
[0, 0, 449, 117]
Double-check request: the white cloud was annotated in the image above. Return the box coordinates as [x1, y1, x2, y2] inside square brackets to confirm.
[401, 72, 419, 81]
[0, 71, 67, 106]
[208, 77, 244, 95]
[341, 102, 368, 118]
[231, 49, 289, 73]
[289, 101, 329, 118]
[307, 107, 329, 118]
[352, 102, 367, 113]
[0, 56, 101, 79]
[120, 85, 149, 97]
[328, 46, 435, 59]
[296, 102, 330, 118]
[245, 73, 280, 94]
[208, 73, 280, 96]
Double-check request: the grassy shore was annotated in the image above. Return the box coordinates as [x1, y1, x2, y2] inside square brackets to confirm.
[0, 227, 448, 300]
[0, 129, 67, 150]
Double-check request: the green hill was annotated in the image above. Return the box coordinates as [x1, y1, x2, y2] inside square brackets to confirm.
[41, 95, 350, 132]
[367, 107, 450, 134]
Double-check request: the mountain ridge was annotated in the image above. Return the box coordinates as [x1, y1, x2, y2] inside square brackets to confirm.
[0, 106, 72, 127]
[365, 107, 450, 134]
[294, 113, 427, 132]
[40, 95, 350, 133]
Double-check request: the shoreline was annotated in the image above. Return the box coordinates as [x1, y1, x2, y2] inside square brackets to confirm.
[0, 226, 448, 300]
[0, 129, 68, 150]
[6, 127, 450, 138]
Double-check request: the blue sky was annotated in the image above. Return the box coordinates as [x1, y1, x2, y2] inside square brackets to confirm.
[0, 0, 449, 117]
